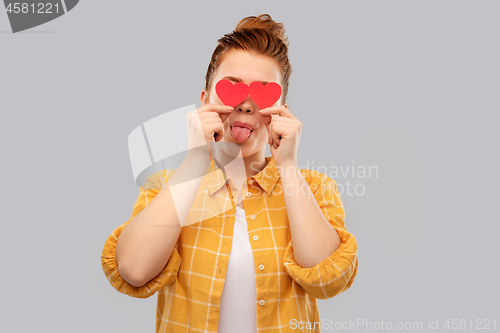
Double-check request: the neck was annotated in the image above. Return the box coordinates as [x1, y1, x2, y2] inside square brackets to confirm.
[213, 147, 267, 187]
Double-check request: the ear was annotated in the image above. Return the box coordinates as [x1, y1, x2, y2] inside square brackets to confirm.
[200, 89, 208, 106]
[284, 103, 288, 108]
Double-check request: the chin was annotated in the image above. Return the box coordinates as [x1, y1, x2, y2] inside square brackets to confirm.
[216, 141, 243, 157]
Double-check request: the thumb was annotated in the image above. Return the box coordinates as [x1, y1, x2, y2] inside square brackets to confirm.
[219, 112, 231, 124]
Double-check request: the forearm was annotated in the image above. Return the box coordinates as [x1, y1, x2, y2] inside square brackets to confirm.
[279, 164, 341, 268]
[116, 153, 211, 287]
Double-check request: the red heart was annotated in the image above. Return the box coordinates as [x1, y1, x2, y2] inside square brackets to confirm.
[215, 80, 249, 107]
[248, 82, 282, 109]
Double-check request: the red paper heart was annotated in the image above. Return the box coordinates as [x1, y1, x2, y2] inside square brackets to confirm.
[215, 80, 249, 107]
[248, 81, 282, 109]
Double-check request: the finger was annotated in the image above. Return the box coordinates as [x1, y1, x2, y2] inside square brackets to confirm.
[265, 118, 274, 146]
[199, 104, 233, 124]
[199, 114, 226, 142]
[200, 112, 226, 122]
[212, 122, 224, 142]
[267, 116, 293, 125]
[202, 114, 224, 124]
[258, 105, 296, 119]
[219, 108, 233, 123]
[198, 104, 234, 117]
[273, 136, 281, 149]
[272, 122, 290, 148]
[266, 116, 289, 146]
[270, 124, 281, 145]
[214, 105, 234, 118]
[198, 103, 234, 113]
[270, 117, 299, 136]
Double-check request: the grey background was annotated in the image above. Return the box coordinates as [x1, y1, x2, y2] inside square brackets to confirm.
[1, 1, 498, 332]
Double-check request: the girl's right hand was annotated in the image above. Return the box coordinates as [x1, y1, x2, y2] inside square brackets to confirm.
[186, 103, 234, 159]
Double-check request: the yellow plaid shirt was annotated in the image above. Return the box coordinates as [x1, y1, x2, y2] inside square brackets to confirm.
[101, 156, 358, 333]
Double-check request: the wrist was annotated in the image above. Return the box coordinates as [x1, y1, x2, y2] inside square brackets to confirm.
[185, 146, 212, 164]
[276, 161, 300, 178]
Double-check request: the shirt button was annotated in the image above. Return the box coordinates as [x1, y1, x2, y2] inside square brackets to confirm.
[246, 192, 252, 198]
[248, 179, 254, 185]
[250, 215, 256, 220]
[253, 235, 259, 241]
[259, 300, 265, 306]
[258, 264, 264, 271]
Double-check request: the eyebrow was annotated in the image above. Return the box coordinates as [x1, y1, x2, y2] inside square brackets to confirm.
[221, 76, 270, 85]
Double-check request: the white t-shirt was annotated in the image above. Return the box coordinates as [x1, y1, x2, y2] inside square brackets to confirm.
[218, 205, 257, 332]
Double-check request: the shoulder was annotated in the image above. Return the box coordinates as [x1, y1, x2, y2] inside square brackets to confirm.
[299, 168, 335, 184]
[141, 169, 177, 189]
[299, 168, 337, 192]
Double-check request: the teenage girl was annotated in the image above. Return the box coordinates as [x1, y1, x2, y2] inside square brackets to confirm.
[102, 14, 358, 333]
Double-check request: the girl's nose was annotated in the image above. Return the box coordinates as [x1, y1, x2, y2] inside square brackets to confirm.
[236, 99, 255, 114]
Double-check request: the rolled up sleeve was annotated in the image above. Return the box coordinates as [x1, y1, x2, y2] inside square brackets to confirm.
[283, 173, 359, 300]
[100, 170, 182, 299]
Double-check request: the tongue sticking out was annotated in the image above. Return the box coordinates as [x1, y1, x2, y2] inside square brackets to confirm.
[231, 126, 251, 143]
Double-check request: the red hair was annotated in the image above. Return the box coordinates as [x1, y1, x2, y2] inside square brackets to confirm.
[204, 14, 292, 104]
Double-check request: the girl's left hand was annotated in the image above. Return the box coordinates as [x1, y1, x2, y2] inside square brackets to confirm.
[259, 105, 302, 168]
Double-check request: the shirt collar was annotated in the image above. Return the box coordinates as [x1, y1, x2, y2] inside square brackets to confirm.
[203, 156, 281, 196]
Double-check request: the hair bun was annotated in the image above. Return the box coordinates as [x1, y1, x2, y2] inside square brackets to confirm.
[205, 13, 292, 104]
[235, 14, 289, 46]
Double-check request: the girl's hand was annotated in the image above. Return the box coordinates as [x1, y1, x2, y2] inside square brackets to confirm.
[259, 105, 302, 168]
[186, 103, 233, 161]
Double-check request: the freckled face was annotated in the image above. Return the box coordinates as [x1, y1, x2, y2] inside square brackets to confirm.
[201, 49, 282, 156]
